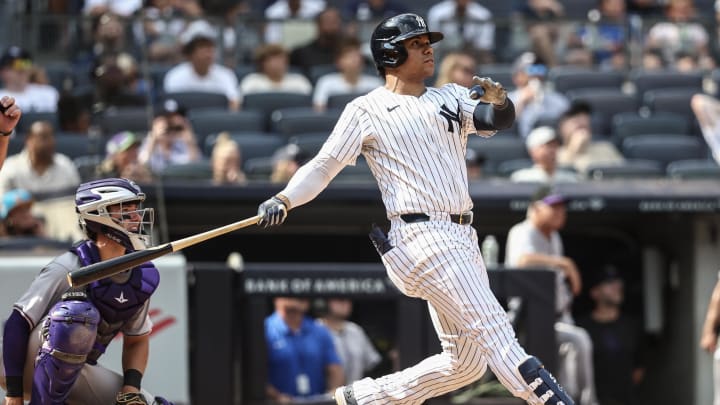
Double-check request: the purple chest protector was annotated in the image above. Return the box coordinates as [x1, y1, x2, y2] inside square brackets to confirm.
[70, 241, 159, 362]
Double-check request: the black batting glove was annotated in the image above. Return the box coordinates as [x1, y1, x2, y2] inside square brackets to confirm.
[257, 196, 288, 227]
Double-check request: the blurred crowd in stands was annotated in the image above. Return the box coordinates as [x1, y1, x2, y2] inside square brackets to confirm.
[0, 0, 718, 240]
[1, 1, 719, 403]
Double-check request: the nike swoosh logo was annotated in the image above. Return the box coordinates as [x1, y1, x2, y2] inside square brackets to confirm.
[387, 105, 400, 112]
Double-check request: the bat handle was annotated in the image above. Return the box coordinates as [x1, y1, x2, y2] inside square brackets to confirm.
[469, 85, 485, 100]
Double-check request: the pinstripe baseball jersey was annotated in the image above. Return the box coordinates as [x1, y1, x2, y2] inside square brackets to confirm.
[320, 84, 493, 218]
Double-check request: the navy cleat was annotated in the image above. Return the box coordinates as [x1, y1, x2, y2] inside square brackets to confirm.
[518, 356, 574, 405]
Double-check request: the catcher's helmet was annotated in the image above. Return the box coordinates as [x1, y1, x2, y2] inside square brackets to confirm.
[76, 178, 154, 251]
[370, 13, 443, 70]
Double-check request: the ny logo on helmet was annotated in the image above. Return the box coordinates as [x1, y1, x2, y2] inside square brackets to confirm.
[415, 15, 426, 29]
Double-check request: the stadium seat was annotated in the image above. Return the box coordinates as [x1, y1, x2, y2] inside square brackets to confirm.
[308, 64, 338, 85]
[163, 92, 229, 111]
[204, 132, 285, 161]
[612, 112, 690, 139]
[286, 133, 329, 156]
[621, 135, 706, 169]
[666, 159, 720, 180]
[327, 92, 370, 110]
[7, 136, 24, 156]
[334, 156, 374, 183]
[235, 64, 255, 82]
[16, 111, 59, 134]
[566, 89, 639, 133]
[270, 107, 341, 137]
[549, 69, 625, 94]
[73, 154, 103, 182]
[478, 64, 514, 90]
[586, 159, 664, 180]
[242, 92, 313, 130]
[148, 64, 173, 95]
[55, 134, 105, 159]
[189, 109, 265, 141]
[244, 156, 274, 181]
[642, 88, 699, 119]
[630, 70, 703, 97]
[160, 160, 213, 182]
[467, 135, 529, 175]
[98, 108, 153, 136]
[496, 158, 534, 177]
[44, 61, 74, 91]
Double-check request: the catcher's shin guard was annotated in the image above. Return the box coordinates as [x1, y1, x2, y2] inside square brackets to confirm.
[518, 356, 575, 405]
[30, 299, 100, 405]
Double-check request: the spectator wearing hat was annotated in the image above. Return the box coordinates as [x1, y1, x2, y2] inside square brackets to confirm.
[577, 266, 646, 405]
[138, 99, 201, 174]
[96, 131, 153, 183]
[0, 96, 22, 170]
[271, 143, 310, 183]
[507, 52, 569, 138]
[505, 186, 598, 405]
[239, 44, 313, 102]
[0, 121, 80, 197]
[211, 132, 247, 185]
[312, 38, 382, 111]
[163, 20, 240, 110]
[511, 126, 579, 183]
[556, 101, 623, 176]
[1, 189, 45, 237]
[0, 46, 59, 113]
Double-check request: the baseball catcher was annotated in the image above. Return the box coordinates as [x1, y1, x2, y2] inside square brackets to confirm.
[0, 178, 173, 405]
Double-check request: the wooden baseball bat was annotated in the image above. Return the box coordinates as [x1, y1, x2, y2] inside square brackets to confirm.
[67, 215, 261, 287]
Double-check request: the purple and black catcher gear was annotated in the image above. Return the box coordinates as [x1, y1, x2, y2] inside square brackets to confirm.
[31, 296, 100, 405]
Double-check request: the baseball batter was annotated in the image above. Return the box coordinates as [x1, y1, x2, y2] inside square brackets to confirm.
[257, 13, 574, 405]
[0, 178, 172, 405]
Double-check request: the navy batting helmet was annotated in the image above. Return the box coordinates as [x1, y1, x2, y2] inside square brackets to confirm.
[370, 13, 443, 71]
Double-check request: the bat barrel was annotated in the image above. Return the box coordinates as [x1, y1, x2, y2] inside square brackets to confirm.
[67, 244, 172, 287]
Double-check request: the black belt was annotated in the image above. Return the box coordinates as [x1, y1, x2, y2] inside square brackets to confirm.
[400, 212, 473, 225]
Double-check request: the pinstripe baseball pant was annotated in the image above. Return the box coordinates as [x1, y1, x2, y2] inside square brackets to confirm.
[351, 217, 548, 405]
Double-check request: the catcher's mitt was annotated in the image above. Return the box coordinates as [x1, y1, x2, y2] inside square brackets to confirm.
[115, 392, 149, 405]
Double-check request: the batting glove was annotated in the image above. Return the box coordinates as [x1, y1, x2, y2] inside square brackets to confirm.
[470, 76, 507, 106]
[257, 195, 288, 227]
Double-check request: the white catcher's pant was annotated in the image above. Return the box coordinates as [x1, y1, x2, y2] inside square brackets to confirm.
[351, 218, 550, 405]
[0, 323, 158, 404]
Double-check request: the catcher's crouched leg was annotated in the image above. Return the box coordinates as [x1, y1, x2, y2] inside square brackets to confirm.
[31, 297, 100, 405]
[518, 356, 575, 405]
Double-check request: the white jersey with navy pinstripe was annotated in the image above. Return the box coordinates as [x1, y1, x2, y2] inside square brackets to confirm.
[320, 84, 493, 218]
[316, 84, 551, 405]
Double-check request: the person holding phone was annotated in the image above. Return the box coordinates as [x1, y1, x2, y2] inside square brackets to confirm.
[138, 99, 201, 174]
